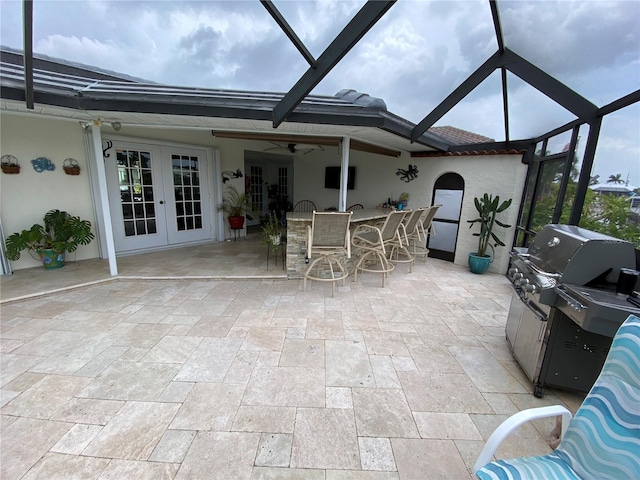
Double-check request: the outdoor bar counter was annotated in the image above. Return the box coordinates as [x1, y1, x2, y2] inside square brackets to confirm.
[285, 208, 393, 278]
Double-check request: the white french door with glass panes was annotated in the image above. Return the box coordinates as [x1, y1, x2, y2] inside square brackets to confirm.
[105, 140, 212, 253]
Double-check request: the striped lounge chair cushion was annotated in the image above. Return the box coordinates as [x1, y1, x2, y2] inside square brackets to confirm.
[477, 314, 640, 480]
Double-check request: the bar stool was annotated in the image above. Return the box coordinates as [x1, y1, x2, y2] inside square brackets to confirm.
[303, 211, 352, 297]
[351, 210, 406, 287]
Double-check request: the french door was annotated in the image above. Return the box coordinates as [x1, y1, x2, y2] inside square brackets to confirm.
[105, 140, 212, 253]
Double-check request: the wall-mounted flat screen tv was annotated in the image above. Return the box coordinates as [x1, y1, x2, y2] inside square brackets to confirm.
[324, 166, 355, 190]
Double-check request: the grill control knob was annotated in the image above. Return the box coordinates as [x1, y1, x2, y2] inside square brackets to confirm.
[524, 283, 536, 294]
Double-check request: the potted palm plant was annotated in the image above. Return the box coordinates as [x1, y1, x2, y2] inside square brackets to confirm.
[5, 209, 95, 269]
[467, 193, 512, 274]
[219, 184, 249, 229]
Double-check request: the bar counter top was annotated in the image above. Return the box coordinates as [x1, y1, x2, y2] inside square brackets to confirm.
[285, 208, 395, 278]
[286, 208, 394, 223]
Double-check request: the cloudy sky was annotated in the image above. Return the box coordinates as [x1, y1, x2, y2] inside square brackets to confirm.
[1, 0, 638, 185]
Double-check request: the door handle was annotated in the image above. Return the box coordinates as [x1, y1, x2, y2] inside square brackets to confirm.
[159, 201, 164, 205]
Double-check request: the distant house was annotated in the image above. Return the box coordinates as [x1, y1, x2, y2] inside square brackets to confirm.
[590, 183, 638, 197]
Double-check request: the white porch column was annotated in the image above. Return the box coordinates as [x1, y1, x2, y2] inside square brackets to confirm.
[90, 122, 118, 276]
[339, 136, 350, 212]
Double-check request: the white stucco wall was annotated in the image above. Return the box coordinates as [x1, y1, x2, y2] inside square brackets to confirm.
[415, 154, 527, 274]
[0, 114, 99, 270]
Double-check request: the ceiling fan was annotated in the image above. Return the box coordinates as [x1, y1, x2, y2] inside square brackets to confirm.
[264, 142, 325, 155]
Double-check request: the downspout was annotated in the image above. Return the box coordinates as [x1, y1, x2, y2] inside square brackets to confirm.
[339, 136, 350, 212]
[89, 121, 118, 275]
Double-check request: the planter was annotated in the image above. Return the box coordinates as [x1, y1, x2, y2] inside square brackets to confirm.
[63, 158, 81, 175]
[269, 234, 282, 246]
[37, 249, 65, 269]
[468, 252, 492, 274]
[228, 215, 245, 229]
[1, 155, 20, 174]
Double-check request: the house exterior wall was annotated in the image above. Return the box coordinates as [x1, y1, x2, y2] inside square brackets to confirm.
[415, 154, 527, 274]
[0, 113, 99, 270]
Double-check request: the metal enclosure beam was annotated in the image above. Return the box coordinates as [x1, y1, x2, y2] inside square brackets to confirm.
[569, 118, 602, 225]
[261, 0, 316, 67]
[410, 51, 503, 141]
[272, 0, 395, 128]
[22, 0, 34, 109]
[489, 0, 505, 53]
[503, 48, 598, 123]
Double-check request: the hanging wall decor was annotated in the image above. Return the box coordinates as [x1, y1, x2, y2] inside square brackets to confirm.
[396, 164, 419, 182]
[103, 140, 113, 160]
[221, 169, 243, 183]
[31, 157, 55, 173]
[63, 158, 81, 175]
[1, 155, 20, 174]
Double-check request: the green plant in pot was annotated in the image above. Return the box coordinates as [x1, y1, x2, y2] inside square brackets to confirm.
[219, 184, 249, 229]
[467, 193, 512, 274]
[5, 209, 95, 269]
[261, 211, 283, 252]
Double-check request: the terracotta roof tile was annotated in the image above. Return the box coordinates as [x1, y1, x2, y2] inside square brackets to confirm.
[427, 126, 494, 145]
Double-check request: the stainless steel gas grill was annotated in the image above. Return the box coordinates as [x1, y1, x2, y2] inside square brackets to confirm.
[506, 224, 640, 397]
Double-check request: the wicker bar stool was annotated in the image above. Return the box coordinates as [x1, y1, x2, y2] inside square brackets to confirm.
[303, 211, 353, 297]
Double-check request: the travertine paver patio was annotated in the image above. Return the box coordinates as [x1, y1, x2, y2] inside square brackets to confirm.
[0, 241, 585, 479]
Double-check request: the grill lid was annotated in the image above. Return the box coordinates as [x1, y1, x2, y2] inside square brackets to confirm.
[524, 224, 635, 286]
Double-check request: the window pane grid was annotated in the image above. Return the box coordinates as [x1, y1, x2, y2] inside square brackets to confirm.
[118, 149, 156, 237]
[172, 154, 202, 231]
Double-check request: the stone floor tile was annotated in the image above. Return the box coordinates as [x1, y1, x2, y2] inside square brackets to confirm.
[352, 388, 419, 438]
[481, 393, 519, 415]
[279, 339, 325, 368]
[326, 386, 353, 408]
[412, 412, 483, 440]
[83, 401, 180, 460]
[471, 413, 553, 460]
[241, 327, 287, 352]
[371, 305, 427, 324]
[252, 467, 326, 479]
[455, 439, 485, 475]
[326, 472, 399, 480]
[232, 405, 297, 433]
[176, 431, 260, 479]
[21, 452, 110, 480]
[342, 312, 381, 331]
[123, 304, 175, 324]
[0, 337, 26, 353]
[286, 327, 306, 339]
[291, 407, 360, 470]
[270, 317, 307, 328]
[140, 335, 202, 363]
[1, 374, 91, 419]
[157, 381, 195, 403]
[0, 389, 19, 407]
[186, 316, 235, 337]
[359, 437, 397, 471]
[1, 371, 45, 393]
[0, 417, 73, 479]
[362, 331, 409, 356]
[243, 365, 325, 407]
[449, 346, 528, 393]
[391, 438, 472, 479]
[111, 324, 174, 348]
[398, 372, 493, 414]
[390, 356, 417, 372]
[234, 308, 275, 327]
[0, 352, 46, 387]
[98, 459, 178, 479]
[51, 398, 124, 425]
[257, 351, 282, 366]
[326, 340, 375, 387]
[344, 329, 365, 342]
[160, 314, 201, 325]
[79, 361, 181, 401]
[172, 299, 230, 316]
[407, 344, 465, 374]
[175, 337, 243, 382]
[306, 318, 345, 339]
[170, 383, 244, 431]
[225, 351, 260, 383]
[370, 355, 401, 388]
[75, 346, 129, 377]
[50, 423, 103, 454]
[149, 429, 197, 463]
[255, 433, 293, 467]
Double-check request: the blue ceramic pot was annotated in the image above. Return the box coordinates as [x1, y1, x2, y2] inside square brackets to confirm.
[468, 252, 491, 274]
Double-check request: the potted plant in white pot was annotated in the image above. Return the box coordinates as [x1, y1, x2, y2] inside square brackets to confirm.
[219, 184, 250, 229]
[261, 211, 283, 252]
[5, 209, 95, 269]
[467, 193, 512, 274]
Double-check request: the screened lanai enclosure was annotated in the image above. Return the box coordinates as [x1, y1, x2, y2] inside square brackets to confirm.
[2, 0, 639, 260]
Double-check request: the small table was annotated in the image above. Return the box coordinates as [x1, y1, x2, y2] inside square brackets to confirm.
[266, 241, 286, 270]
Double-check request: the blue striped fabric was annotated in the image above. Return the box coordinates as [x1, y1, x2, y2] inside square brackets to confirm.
[477, 314, 640, 480]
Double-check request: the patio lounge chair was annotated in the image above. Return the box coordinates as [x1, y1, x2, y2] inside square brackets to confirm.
[351, 210, 406, 287]
[474, 313, 640, 480]
[347, 203, 364, 211]
[303, 211, 352, 297]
